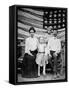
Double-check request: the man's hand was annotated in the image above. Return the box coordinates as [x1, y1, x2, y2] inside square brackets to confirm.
[53, 52, 57, 56]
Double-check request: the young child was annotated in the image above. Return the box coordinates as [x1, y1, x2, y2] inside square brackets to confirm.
[36, 37, 48, 76]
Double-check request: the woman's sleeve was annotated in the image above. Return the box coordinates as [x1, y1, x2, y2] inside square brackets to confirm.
[36, 38, 39, 48]
[25, 39, 29, 53]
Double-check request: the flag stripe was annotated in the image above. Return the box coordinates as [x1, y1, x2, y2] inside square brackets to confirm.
[21, 8, 44, 16]
[18, 15, 43, 26]
[18, 10, 43, 22]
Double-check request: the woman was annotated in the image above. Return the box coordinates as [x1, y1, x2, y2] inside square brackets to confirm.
[22, 27, 38, 78]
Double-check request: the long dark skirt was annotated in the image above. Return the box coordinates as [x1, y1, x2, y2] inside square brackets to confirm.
[22, 50, 38, 78]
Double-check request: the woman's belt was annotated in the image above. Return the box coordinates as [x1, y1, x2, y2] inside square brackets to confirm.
[30, 49, 38, 55]
[38, 52, 45, 53]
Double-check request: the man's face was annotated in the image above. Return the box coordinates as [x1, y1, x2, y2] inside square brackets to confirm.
[47, 28, 51, 34]
[53, 30, 57, 36]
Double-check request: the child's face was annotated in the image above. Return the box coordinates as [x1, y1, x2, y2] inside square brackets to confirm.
[30, 30, 35, 38]
[39, 37, 44, 43]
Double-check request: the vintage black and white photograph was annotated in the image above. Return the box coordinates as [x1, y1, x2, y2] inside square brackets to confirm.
[16, 6, 67, 83]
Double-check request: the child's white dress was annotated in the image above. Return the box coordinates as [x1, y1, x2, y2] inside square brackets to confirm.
[36, 43, 48, 66]
[45, 45, 50, 56]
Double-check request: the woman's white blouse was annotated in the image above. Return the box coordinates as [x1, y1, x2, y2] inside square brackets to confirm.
[47, 37, 61, 53]
[25, 37, 38, 53]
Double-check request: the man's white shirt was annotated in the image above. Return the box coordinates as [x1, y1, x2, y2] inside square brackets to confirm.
[47, 36, 61, 53]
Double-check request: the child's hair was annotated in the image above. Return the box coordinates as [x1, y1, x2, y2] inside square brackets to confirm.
[39, 37, 45, 43]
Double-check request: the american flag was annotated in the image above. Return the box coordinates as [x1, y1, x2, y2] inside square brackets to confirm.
[43, 9, 67, 30]
[18, 8, 67, 42]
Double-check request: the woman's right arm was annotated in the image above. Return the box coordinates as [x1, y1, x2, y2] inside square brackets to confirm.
[25, 38, 33, 56]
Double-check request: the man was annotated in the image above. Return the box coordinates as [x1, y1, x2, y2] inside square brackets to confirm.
[45, 26, 53, 45]
[47, 29, 61, 78]
[22, 27, 38, 78]
[45, 26, 53, 58]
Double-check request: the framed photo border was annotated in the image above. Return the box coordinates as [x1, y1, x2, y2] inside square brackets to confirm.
[9, 5, 68, 85]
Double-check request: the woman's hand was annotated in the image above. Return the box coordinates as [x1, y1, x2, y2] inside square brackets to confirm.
[49, 54, 52, 57]
[28, 52, 33, 56]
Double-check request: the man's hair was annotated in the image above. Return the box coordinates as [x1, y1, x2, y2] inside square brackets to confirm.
[53, 29, 58, 33]
[29, 27, 36, 33]
[47, 26, 52, 30]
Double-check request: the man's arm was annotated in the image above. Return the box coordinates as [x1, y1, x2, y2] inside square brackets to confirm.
[55, 39, 61, 54]
[47, 39, 51, 51]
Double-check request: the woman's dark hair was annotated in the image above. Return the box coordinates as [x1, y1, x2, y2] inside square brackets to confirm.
[29, 27, 36, 33]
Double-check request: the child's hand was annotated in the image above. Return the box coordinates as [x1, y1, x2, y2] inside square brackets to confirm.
[53, 52, 57, 56]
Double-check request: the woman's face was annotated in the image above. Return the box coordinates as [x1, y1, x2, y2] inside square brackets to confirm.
[30, 30, 35, 37]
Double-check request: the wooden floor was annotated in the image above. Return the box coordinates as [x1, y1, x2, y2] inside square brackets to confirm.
[18, 73, 65, 82]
